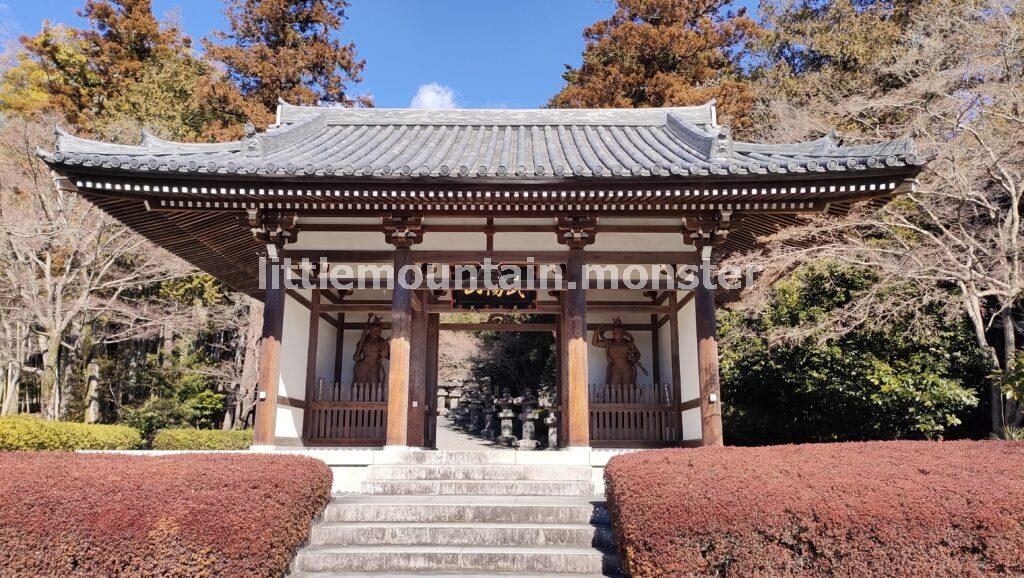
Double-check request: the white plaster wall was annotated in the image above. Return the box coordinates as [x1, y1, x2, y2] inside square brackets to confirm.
[275, 406, 303, 439]
[492, 232, 563, 251]
[279, 291, 310, 401]
[315, 314, 338, 383]
[678, 292, 702, 442]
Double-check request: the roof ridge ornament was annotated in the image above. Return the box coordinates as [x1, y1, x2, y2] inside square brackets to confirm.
[712, 126, 732, 159]
[241, 122, 264, 157]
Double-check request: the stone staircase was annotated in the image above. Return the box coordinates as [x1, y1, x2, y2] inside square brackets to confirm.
[290, 450, 622, 577]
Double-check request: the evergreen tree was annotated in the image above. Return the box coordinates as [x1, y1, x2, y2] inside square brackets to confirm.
[203, 0, 372, 128]
[550, 0, 760, 128]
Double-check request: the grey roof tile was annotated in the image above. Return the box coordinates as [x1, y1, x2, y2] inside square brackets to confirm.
[40, 101, 923, 181]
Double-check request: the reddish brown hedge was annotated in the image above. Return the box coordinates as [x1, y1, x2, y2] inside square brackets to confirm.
[605, 441, 1024, 577]
[0, 452, 332, 577]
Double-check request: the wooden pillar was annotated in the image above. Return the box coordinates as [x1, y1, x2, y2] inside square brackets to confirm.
[555, 302, 568, 444]
[334, 312, 345, 386]
[650, 312, 661, 386]
[301, 288, 321, 441]
[425, 308, 440, 449]
[253, 258, 286, 445]
[667, 291, 684, 443]
[386, 246, 413, 446]
[407, 289, 428, 447]
[564, 246, 590, 447]
[694, 263, 723, 446]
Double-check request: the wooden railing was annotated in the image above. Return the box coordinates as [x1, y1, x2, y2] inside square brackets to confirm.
[305, 382, 387, 446]
[589, 383, 680, 448]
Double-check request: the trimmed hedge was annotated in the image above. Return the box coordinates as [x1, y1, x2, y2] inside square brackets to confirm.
[152, 428, 253, 450]
[0, 415, 143, 450]
[606, 441, 1024, 577]
[0, 453, 332, 577]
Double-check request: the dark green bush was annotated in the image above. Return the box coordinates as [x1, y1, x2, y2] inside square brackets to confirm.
[0, 416, 143, 450]
[152, 428, 253, 450]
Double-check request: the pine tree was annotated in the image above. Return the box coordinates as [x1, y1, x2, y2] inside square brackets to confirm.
[550, 0, 760, 128]
[203, 0, 372, 127]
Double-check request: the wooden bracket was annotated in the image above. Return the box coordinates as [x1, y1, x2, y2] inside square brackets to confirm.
[382, 214, 424, 248]
[682, 210, 740, 256]
[245, 209, 299, 248]
[556, 215, 598, 249]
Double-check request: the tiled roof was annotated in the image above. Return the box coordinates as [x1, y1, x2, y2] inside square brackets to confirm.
[39, 101, 922, 181]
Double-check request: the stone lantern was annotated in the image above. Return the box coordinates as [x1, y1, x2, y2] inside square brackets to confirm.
[516, 387, 540, 451]
[495, 388, 517, 447]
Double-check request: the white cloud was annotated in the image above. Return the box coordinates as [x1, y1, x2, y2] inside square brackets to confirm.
[409, 82, 458, 109]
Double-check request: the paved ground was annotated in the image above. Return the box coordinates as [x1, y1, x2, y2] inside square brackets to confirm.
[435, 417, 512, 451]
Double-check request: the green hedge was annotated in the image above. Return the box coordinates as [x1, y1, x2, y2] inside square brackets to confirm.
[152, 428, 253, 450]
[0, 416, 144, 451]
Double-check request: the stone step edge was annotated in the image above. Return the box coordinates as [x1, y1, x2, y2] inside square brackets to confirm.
[290, 569, 622, 573]
[313, 521, 610, 529]
[297, 544, 618, 556]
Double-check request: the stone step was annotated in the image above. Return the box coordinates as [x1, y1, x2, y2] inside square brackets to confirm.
[293, 545, 620, 575]
[288, 569, 622, 573]
[325, 496, 609, 525]
[366, 464, 593, 482]
[308, 521, 615, 549]
[377, 450, 520, 465]
[361, 479, 595, 496]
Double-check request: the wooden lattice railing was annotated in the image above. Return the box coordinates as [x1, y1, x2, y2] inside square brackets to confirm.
[305, 382, 388, 446]
[589, 383, 680, 448]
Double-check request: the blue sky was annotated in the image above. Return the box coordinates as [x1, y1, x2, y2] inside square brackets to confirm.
[2, 0, 757, 109]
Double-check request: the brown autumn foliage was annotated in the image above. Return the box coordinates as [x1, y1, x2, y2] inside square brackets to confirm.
[0, 452, 332, 577]
[606, 441, 1024, 577]
[550, 0, 761, 129]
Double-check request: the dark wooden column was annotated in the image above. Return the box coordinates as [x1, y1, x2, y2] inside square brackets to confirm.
[684, 212, 733, 448]
[300, 288, 321, 441]
[557, 216, 596, 447]
[253, 258, 286, 445]
[555, 299, 568, 444]
[383, 215, 423, 447]
[425, 306, 440, 449]
[667, 290, 684, 443]
[694, 268, 722, 446]
[407, 289, 428, 447]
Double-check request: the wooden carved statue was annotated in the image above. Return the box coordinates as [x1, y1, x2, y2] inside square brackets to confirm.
[592, 317, 647, 386]
[353, 314, 390, 385]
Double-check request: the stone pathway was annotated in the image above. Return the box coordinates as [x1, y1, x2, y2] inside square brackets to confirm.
[435, 417, 513, 451]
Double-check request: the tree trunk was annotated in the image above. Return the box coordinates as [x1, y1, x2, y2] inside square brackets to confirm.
[961, 289, 1004, 432]
[235, 297, 263, 429]
[1, 361, 20, 415]
[1002, 309, 1021, 427]
[38, 332, 62, 420]
[83, 358, 101, 423]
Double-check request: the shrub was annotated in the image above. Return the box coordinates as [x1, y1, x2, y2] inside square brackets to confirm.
[0, 453, 332, 577]
[0, 415, 143, 450]
[152, 428, 253, 450]
[605, 441, 1024, 577]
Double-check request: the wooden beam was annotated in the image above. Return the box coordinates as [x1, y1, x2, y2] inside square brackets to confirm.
[286, 289, 340, 328]
[695, 269, 723, 446]
[253, 260, 285, 445]
[283, 249, 699, 265]
[385, 247, 413, 447]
